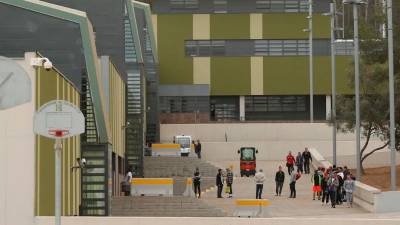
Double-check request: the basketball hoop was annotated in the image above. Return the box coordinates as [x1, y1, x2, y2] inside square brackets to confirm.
[48, 130, 70, 138]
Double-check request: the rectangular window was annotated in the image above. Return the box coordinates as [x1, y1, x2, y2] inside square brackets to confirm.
[170, 0, 199, 9]
[256, 0, 271, 9]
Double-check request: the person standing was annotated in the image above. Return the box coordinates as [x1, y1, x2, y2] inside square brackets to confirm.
[226, 168, 234, 198]
[193, 167, 201, 198]
[275, 166, 285, 196]
[327, 173, 339, 208]
[311, 170, 322, 200]
[255, 169, 266, 199]
[124, 168, 133, 196]
[195, 140, 202, 159]
[302, 148, 312, 174]
[344, 175, 355, 208]
[216, 169, 224, 198]
[289, 171, 300, 198]
[321, 172, 329, 205]
[296, 152, 304, 173]
[286, 151, 296, 175]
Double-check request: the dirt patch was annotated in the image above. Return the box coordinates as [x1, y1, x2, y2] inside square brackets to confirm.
[350, 166, 400, 191]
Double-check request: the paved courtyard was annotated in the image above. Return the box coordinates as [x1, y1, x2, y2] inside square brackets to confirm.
[201, 160, 365, 217]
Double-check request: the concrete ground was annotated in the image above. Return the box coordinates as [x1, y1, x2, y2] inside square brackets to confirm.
[201, 160, 365, 217]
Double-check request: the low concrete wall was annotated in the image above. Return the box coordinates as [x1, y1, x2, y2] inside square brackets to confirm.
[34, 216, 400, 225]
[309, 148, 400, 213]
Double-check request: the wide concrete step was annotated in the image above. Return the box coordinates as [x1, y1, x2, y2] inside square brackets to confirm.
[111, 196, 226, 217]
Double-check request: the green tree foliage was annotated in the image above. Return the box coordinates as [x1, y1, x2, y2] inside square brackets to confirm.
[336, 1, 400, 172]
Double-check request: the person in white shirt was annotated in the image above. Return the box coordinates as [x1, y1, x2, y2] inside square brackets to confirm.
[124, 168, 133, 196]
[255, 169, 266, 199]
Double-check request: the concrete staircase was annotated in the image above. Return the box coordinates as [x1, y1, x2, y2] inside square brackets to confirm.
[144, 157, 219, 178]
[111, 196, 227, 217]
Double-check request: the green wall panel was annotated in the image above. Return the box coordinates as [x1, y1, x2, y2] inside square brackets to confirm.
[263, 56, 352, 95]
[158, 14, 193, 84]
[211, 14, 250, 39]
[211, 57, 251, 95]
[263, 14, 329, 39]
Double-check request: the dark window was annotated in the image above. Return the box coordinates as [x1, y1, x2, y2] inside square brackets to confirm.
[170, 0, 199, 10]
[213, 0, 228, 13]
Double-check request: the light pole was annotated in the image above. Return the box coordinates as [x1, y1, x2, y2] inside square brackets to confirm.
[303, 0, 314, 123]
[386, 0, 397, 191]
[323, 3, 343, 166]
[343, 0, 364, 181]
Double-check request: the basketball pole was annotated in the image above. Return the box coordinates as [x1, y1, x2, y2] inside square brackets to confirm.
[55, 139, 62, 225]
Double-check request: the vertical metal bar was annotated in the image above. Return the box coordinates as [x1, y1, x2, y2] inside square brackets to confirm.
[330, 3, 337, 166]
[387, 0, 397, 191]
[309, 0, 314, 122]
[353, 4, 361, 181]
[55, 139, 62, 225]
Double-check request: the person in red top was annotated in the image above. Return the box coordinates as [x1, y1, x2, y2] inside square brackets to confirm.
[286, 151, 296, 175]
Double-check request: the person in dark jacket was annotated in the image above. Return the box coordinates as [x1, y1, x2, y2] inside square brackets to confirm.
[195, 140, 202, 159]
[302, 147, 312, 174]
[296, 152, 304, 173]
[216, 169, 224, 198]
[321, 172, 329, 205]
[275, 165, 285, 196]
[193, 167, 201, 198]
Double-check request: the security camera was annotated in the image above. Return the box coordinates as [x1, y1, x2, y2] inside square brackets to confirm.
[43, 59, 53, 71]
[30, 57, 53, 71]
[80, 158, 86, 167]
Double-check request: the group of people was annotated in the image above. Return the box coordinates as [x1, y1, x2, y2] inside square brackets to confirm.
[216, 167, 234, 198]
[313, 166, 355, 208]
[286, 148, 312, 175]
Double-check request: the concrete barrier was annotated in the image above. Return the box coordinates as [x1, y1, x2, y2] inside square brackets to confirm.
[151, 144, 181, 157]
[233, 199, 270, 218]
[309, 148, 400, 213]
[183, 178, 196, 197]
[131, 178, 174, 196]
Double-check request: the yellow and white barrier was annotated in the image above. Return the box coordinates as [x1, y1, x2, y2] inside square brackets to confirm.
[183, 178, 195, 197]
[233, 199, 270, 218]
[130, 178, 174, 196]
[151, 144, 181, 157]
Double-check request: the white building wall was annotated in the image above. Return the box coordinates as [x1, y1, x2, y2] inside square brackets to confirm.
[0, 53, 36, 225]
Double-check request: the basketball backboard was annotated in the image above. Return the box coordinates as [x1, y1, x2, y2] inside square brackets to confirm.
[33, 100, 85, 139]
[0, 56, 31, 110]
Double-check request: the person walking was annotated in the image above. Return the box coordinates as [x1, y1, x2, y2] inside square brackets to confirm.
[193, 167, 201, 198]
[286, 151, 296, 175]
[336, 168, 344, 205]
[296, 152, 304, 173]
[275, 165, 285, 196]
[289, 171, 300, 198]
[216, 169, 224, 198]
[225, 167, 234, 198]
[255, 169, 266, 199]
[311, 170, 322, 200]
[195, 140, 202, 159]
[327, 173, 339, 208]
[302, 147, 312, 174]
[344, 175, 355, 208]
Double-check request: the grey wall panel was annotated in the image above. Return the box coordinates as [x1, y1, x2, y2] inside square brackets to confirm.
[159, 85, 210, 97]
[0, 3, 85, 89]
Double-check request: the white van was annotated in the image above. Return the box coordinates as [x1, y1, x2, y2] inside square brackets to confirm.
[174, 135, 192, 157]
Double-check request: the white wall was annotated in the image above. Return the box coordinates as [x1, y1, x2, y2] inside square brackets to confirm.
[0, 53, 36, 225]
[161, 123, 390, 162]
